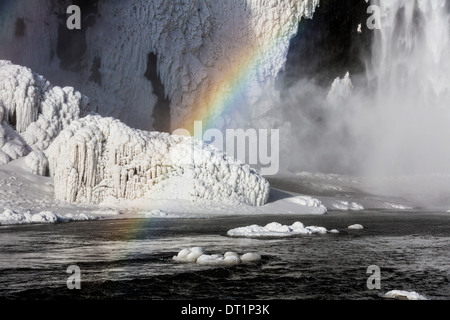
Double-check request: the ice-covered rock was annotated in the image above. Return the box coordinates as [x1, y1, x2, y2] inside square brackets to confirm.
[227, 221, 333, 238]
[0, 60, 88, 165]
[383, 290, 427, 300]
[173, 247, 261, 265]
[46, 115, 270, 206]
[347, 224, 364, 230]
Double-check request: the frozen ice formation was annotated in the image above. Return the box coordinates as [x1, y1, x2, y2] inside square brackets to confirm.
[47, 115, 270, 206]
[24, 150, 48, 176]
[327, 72, 353, 107]
[0, 209, 97, 225]
[173, 247, 261, 265]
[383, 290, 427, 300]
[227, 221, 333, 238]
[347, 224, 364, 230]
[0, 1, 319, 131]
[0, 60, 88, 165]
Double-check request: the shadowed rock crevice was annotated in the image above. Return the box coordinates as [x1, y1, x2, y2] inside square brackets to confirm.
[145, 52, 171, 133]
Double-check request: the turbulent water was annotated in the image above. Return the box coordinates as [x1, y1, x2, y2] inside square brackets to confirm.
[0, 211, 448, 300]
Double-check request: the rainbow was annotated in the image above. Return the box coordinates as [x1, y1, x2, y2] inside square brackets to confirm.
[176, 26, 290, 135]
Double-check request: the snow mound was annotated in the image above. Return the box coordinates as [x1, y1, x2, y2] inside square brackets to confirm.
[227, 221, 331, 238]
[383, 290, 427, 300]
[286, 196, 327, 213]
[0, 60, 88, 164]
[173, 247, 261, 265]
[347, 224, 364, 230]
[333, 201, 364, 211]
[47, 115, 269, 206]
[0, 209, 97, 225]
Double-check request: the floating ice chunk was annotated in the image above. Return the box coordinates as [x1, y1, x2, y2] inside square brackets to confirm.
[173, 247, 205, 263]
[30, 211, 59, 223]
[173, 247, 259, 265]
[329, 229, 340, 234]
[227, 221, 334, 238]
[347, 224, 364, 230]
[383, 290, 427, 300]
[305, 226, 328, 234]
[240, 253, 262, 262]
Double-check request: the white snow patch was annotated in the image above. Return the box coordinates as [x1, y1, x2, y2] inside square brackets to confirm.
[173, 247, 261, 265]
[383, 290, 427, 300]
[227, 221, 332, 238]
[347, 224, 364, 230]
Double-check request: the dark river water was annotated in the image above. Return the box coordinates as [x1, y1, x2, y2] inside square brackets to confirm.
[0, 211, 449, 300]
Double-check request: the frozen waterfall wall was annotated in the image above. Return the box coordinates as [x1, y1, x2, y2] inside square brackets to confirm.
[0, 0, 319, 132]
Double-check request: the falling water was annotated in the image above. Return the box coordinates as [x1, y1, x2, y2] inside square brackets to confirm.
[361, 0, 450, 175]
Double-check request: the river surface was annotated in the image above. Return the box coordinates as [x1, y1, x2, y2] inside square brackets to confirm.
[0, 211, 449, 300]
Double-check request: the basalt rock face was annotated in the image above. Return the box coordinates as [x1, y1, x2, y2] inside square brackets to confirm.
[279, 0, 374, 88]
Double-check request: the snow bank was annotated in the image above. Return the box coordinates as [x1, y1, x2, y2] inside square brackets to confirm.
[347, 224, 364, 230]
[47, 115, 270, 206]
[173, 247, 261, 265]
[383, 290, 427, 300]
[0, 60, 88, 165]
[227, 221, 333, 238]
[0, 209, 97, 225]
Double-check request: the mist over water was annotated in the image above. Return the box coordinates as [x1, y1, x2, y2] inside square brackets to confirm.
[279, 0, 450, 178]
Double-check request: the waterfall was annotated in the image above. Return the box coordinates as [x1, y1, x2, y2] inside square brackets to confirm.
[362, 0, 450, 175]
